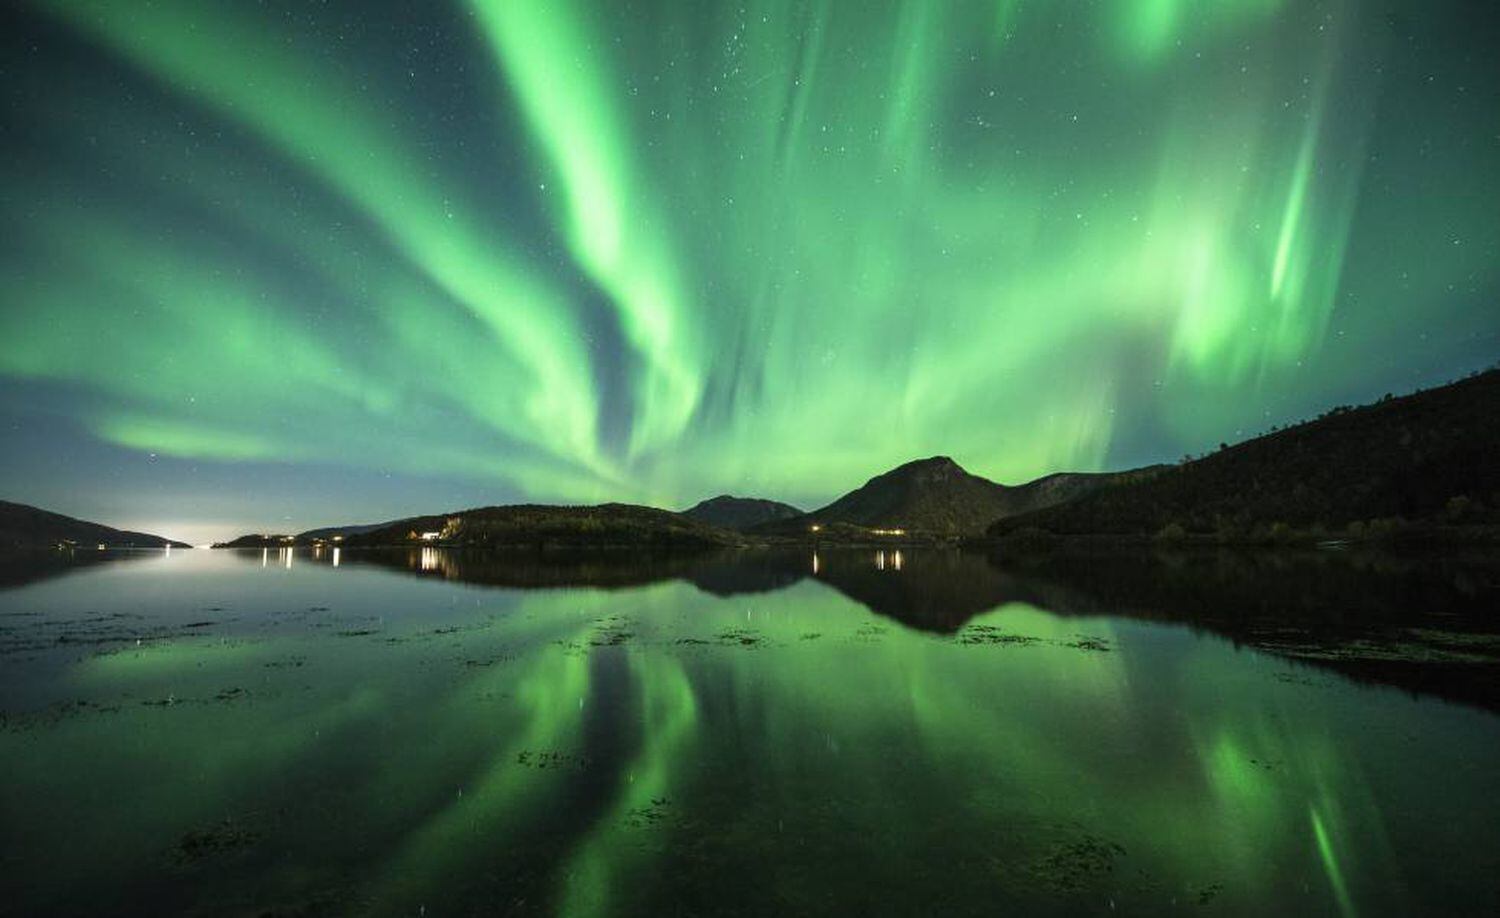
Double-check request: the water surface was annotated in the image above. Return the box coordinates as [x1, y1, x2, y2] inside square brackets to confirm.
[2, 547, 1498, 915]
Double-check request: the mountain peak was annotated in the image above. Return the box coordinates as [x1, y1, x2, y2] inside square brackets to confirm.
[884, 456, 969, 481]
[798, 456, 1005, 535]
[695, 494, 754, 506]
[894, 455, 963, 472]
[784, 454, 1149, 536]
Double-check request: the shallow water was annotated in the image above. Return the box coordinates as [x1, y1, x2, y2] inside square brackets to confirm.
[2, 547, 1498, 915]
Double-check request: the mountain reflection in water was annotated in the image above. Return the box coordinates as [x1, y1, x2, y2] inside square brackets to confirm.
[279, 545, 1500, 712]
[2, 546, 1497, 915]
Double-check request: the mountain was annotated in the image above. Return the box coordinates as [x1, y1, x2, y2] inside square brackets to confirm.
[337, 502, 741, 550]
[989, 367, 1500, 541]
[682, 495, 803, 530]
[797, 456, 1009, 535]
[1009, 468, 1164, 511]
[762, 456, 1160, 537]
[0, 500, 191, 549]
[214, 504, 740, 550]
[297, 521, 399, 541]
[210, 519, 415, 548]
[211, 534, 297, 548]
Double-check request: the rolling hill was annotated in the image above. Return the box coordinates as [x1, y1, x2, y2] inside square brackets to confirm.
[989, 368, 1500, 540]
[0, 500, 191, 549]
[338, 502, 741, 550]
[682, 495, 803, 530]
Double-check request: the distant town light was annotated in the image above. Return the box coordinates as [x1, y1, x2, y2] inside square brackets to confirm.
[809, 524, 822, 533]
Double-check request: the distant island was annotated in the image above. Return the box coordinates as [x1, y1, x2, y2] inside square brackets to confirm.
[7, 368, 1497, 553]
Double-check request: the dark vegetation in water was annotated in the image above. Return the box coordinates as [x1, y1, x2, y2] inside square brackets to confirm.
[715, 627, 763, 647]
[170, 818, 260, 867]
[955, 624, 1039, 646]
[955, 624, 1110, 652]
[515, 750, 593, 772]
[624, 798, 674, 828]
[3, 683, 251, 734]
[0, 602, 235, 662]
[1020, 835, 1128, 892]
[1, 697, 122, 733]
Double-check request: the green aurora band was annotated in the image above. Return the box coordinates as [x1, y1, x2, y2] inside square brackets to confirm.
[3, 0, 1497, 520]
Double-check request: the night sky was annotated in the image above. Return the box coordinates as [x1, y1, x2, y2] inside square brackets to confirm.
[2, 1, 1498, 544]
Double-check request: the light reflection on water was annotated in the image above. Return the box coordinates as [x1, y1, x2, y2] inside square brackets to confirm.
[0, 547, 1496, 915]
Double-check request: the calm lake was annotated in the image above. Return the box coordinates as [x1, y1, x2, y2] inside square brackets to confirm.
[2, 547, 1498, 915]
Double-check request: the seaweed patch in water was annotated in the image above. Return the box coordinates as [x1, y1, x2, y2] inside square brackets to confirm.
[1065, 638, 1112, 652]
[515, 749, 593, 772]
[716, 628, 762, 647]
[1021, 835, 1127, 891]
[170, 818, 260, 867]
[625, 797, 673, 828]
[957, 625, 1040, 647]
[590, 628, 634, 646]
[0, 698, 122, 733]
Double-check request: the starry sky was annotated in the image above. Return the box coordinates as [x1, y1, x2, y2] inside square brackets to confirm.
[2, 0, 1498, 544]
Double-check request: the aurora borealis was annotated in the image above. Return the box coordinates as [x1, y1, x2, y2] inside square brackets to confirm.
[2, 1, 1498, 541]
